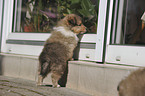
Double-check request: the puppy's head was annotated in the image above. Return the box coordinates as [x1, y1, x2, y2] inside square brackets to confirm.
[59, 14, 86, 35]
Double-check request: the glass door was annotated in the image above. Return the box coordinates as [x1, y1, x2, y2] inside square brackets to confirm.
[106, 0, 145, 66]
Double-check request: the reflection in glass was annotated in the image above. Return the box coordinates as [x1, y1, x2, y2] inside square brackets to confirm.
[111, 0, 145, 45]
[13, 0, 99, 33]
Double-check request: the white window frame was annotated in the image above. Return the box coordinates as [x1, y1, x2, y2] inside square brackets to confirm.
[0, 0, 3, 32]
[0, 0, 4, 51]
[105, 0, 145, 66]
[1, 0, 109, 62]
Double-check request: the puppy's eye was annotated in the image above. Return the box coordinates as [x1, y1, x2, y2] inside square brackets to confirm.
[78, 23, 82, 26]
[68, 19, 76, 26]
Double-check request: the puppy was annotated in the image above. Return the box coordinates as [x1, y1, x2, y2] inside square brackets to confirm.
[118, 68, 145, 96]
[37, 14, 86, 87]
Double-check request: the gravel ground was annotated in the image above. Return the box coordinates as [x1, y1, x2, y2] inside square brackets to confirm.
[0, 76, 91, 96]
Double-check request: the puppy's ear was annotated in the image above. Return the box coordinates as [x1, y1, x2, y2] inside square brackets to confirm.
[63, 14, 82, 26]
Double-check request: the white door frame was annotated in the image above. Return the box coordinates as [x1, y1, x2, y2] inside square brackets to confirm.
[105, 0, 145, 67]
[0, 0, 4, 52]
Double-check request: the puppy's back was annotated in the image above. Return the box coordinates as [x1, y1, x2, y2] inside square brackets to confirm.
[40, 42, 69, 64]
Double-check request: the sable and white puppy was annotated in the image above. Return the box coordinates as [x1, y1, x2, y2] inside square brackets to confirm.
[37, 14, 86, 87]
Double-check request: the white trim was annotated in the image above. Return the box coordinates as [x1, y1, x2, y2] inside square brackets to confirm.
[106, 0, 114, 45]
[80, 34, 97, 43]
[79, 49, 96, 61]
[7, 33, 97, 43]
[105, 0, 114, 62]
[115, 0, 124, 44]
[6, 44, 96, 61]
[1, 0, 14, 53]
[95, 0, 108, 62]
[6, 44, 43, 56]
[0, 0, 3, 33]
[0, 0, 3, 51]
[106, 45, 145, 66]
[8, 33, 51, 41]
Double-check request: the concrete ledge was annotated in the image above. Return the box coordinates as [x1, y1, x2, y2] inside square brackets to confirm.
[0, 53, 38, 81]
[0, 53, 38, 59]
[0, 53, 58, 85]
[0, 53, 140, 96]
[69, 61, 139, 70]
[67, 61, 139, 96]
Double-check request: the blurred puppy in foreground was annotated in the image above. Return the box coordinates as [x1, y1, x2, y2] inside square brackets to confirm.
[37, 14, 86, 88]
[118, 68, 145, 96]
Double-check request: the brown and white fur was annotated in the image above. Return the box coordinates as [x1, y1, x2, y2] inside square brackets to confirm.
[37, 14, 86, 87]
[118, 68, 145, 96]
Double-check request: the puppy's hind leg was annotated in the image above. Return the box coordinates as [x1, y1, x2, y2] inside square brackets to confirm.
[37, 62, 50, 86]
[51, 72, 63, 88]
[37, 75, 44, 86]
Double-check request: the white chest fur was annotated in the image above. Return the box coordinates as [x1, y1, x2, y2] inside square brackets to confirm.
[53, 26, 79, 41]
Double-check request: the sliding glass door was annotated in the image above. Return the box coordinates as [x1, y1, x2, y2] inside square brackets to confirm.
[106, 0, 145, 66]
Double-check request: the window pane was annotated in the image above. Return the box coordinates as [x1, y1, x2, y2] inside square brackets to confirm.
[13, 0, 99, 33]
[111, 0, 145, 45]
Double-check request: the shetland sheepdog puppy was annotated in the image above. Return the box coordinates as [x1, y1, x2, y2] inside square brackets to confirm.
[37, 14, 86, 87]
